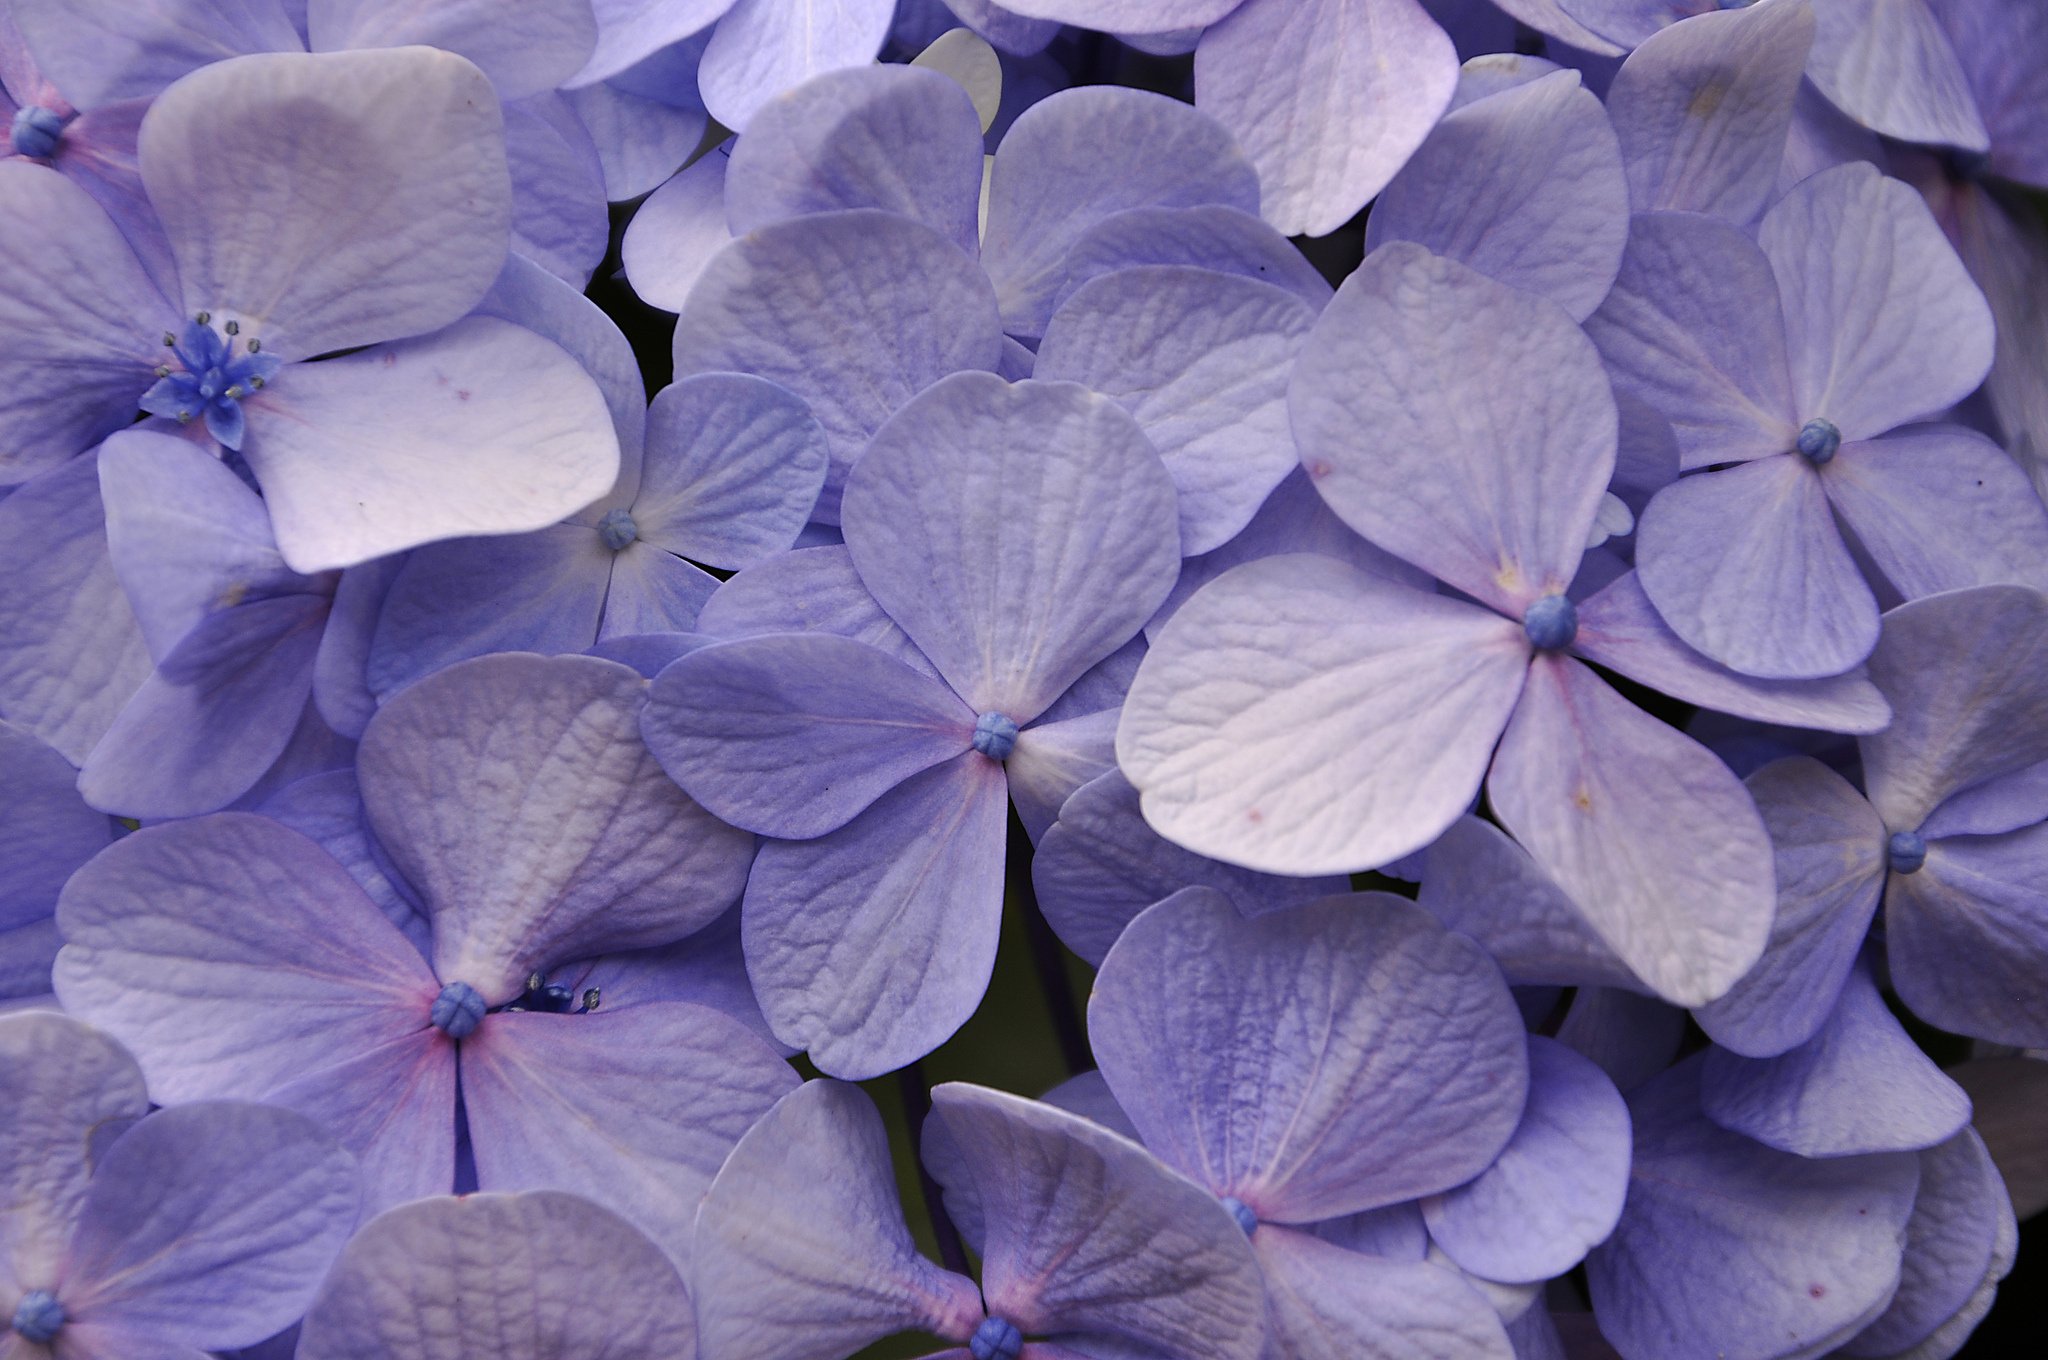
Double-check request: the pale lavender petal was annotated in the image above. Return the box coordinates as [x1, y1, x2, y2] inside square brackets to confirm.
[698, 0, 894, 130]
[1806, 0, 1988, 152]
[696, 1081, 984, 1360]
[1488, 655, 1775, 1006]
[241, 316, 620, 573]
[360, 653, 751, 1002]
[1821, 425, 2048, 599]
[296, 1191, 698, 1360]
[1290, 242, 1615, 614]
[1193, 0, 1458, 238]
[1920, 759, 2048, 841]
[841, 372, 1179, 722]
[1117, 555, 1529, 875]
[1367, 69, 1628, 321]
[588, 630, 714, 677]
[1634, 456, 1879, 680]
[254, 769, 425, 949]
[907, 26, 1002, 131]
[936, 0, 1058, 55]
[1054, 205, 1334, 315]
[930, 1082, 1267, 1360]
[1582, 210, 1798, 471]
[0, 723, 112, 936]
[1859, 586, 2048, 831]
[60, 1103, 356, 1349]
[141, 48, 510, 360]
[621, 149, 732, 311]
[310, 553, 402, 739]
[636, 373, 829, 569]
[982, 0, 1237, 27]
[724, 63, 983, 253]
[502, 97, 610, 287]
[1035, 267, 1316, 555]
[460, 1002, 797, 1267]
[562, 71, 710, 201]
[1758, 162, 1993, 442]
[1603, 0, 1814, 222]
[980, 85, 1260, 337]
[597, 546, 721, 638]
[1586, 1058, 1921, 1360]
[1005, 708, 1117, 841]
[1571, 570, 1891, 733]
[1417, 815, 1640, 991]
[745, 754, 1009, 1077]
[567, 0, 733, 87]
[670, 210, 1002, 521]
[9, 0, 302, 108]
[1093, 889, 1528, 1220]
[641, 632, 973, 838]
[1702, 957, 1970, 1158]
[1694, 756, 1887, 1059]
[1254, 1226, 1514, 1360]
[694, 545, 939, 677]
[310, 0, 598, 100]
[1936, 0, 2048, 186]
[1555, 986, 1687, 1096]
[1886, 823, 2048, 1047]
[1035, 774, 1345, 965]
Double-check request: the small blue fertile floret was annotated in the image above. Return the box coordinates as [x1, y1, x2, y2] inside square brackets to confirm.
[972, 711, 1019, 761]
[1888, 830, 1928, 876]
[1795, 419, 1841, 466]
[1220, 1195, 1259, 1236]
[138, 315, 282, 452]
[1523, 593, 1578, 651]
[598, 508, 639, 551]
[429, 980, 488, 1039]
[9, 106, 66, 160]
[12, 1290, 64, 1343]
[970, 1316, 1024, 1360]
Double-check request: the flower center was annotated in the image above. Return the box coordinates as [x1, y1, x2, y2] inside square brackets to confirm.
[1219, 1195, 1259, 1236]
[971, 712, 1019, 761]
[597, 508, 639, 551]
[11, 1291, 64, 1343]
[9, 106, 68, 160]
[429, 981, 488, 1039]
[1887, 830, 1927, 876]
[1796, 419, 1840, 466]
[970, 1316, 1023, 1360]
[139, 314, 281, 452]
[1522, 593, 1578, 651]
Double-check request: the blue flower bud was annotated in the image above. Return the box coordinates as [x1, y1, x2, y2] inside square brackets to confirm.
[972, 711, 1019, 761]
[1523, 593, 1578, 652]
[136, 315, 280, 453]
[598, 508, 638, 551]
[1887, 830, 1927, 876]
[12, 1291, 64, 1343]
[1796, 419, 1841, 466]
[430, 981, 487, 1038]
[1219, 1195, 1259, 1236]
[970, 1316, 1023, 1360]
[9, 106, 67, 160]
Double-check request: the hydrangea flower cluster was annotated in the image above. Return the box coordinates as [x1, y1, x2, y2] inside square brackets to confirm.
[1, 1, 2044, 1357]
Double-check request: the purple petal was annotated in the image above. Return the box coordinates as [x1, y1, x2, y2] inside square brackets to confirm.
[1634, 456, 1879, 680]
[1036, 267, 1316, 555]
[1478, 0, 1624, 56]
[1603, 0, 1814, 223]
[360, 653, 752, 1002]
[1117, 555, 1529, 874]
[1693, 756, 1887, 1058]
[696, 1081, 984, 1360]
[460, 1002, 797, 1267]
[981, 86, 1260, 337]
[562, 68, 710, 201]
[745, 754, 1009, 1077]
[1920, 759, 2048, 841]
[1035, 774, 1345, 964]
[697, 0, 893, 130]
[0, 723, 112, 935]
[671, 209, 1002, 522]
[1487, 655, 1775, 1006]
[1291, 242, 1614, 613]
[1805, 0, 1988, 152]
[1821, 424, 2048, 599]
[725, 63, 983, 253]
[141, 49, 510, 360]
[311, 554, 402, 740]
[60, 1103, 356, 1349]
[1005, 708, 1118, 842]
[1758, 162, 1993, 442]
[695, 545, 940, 676]
[1571, 570, 1891, 733]
[312, 0, 599, 101]
[621, 148, 732, 310]
[842, 372, 1180, 722]
[985, 0, 1238, 27]
[1886, 822, 2048, 1047]
[1193, 0, 1458, 238]
[930, 1082, 1267, 1360]
[1254, 1226, 1515, 1360]
[1366, 69, 1628, 321]
[1586, 1058, 1921, 1360]
[254, 769, 426, 950]
[241, 317, 620, 573]
[297, 1190, 697, 1359]
[1582, 210, 1797, 470]
[566, 0, 733, 88]
[597, 545, 721, 638]
[642, 632, 974, 839]
[636, 373, 829, 569]
[1092, 889, 1528, 1220]
[1054, 205, 1335, 316]
[9, 0, 302, 108]
[496, 116, 616, 309]
[1554, 985, 1687, 1096]
[1935, 0, 2048, 186]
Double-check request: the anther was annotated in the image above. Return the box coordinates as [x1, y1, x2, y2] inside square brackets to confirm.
[582, 988, 602, 1012]
[1887, 830, 1927, 876]
[430, 981, 487, 1039]
[1796, 419, 1840, 466]
[247, 338, 262, 353]
[195, 311, 209, 324]
[1522, 593, 1578, 651]
[12, 1290, 64, 1343]
[224, 320, 239, 335]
